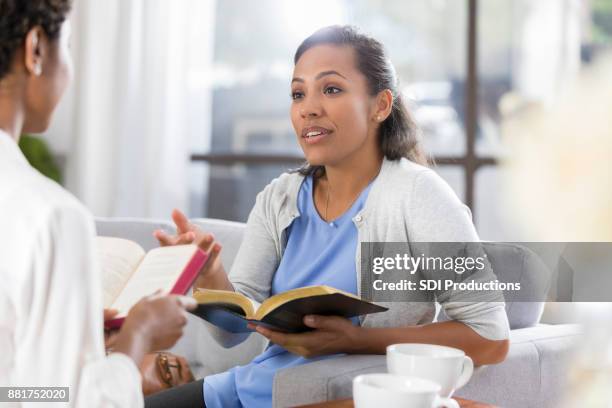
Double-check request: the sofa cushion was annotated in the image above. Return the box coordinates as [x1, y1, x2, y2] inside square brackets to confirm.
[438, 242, 550, 330]
[483, 243, 549, 329]
[95, 217, 175, 251]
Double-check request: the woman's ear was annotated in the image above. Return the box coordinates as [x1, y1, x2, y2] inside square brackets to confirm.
[373, 89, 393, 123]
[24, 27, 45, 76]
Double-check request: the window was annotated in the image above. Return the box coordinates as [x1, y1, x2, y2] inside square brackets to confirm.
[474, 0, 612, 240]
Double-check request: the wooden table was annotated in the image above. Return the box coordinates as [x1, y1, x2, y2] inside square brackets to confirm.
[294, 397, 498, 408]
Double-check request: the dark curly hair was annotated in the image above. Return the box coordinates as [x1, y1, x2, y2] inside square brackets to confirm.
[294, 25, 428, 177]
[0, 0, 72, 80]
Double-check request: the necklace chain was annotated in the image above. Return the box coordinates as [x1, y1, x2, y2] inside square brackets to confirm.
[324, 182, 331, 222]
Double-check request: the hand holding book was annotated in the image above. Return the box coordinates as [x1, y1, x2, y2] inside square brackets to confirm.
[109, 292, 197, 367]
[248, 314, 362, 358]
[97, 235, 203, 366]
[103, 294, 196, 352]
[117, 292, 197, 351]
[98, 235, 208, 328]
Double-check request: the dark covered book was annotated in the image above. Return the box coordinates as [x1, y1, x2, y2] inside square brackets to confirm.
[190, 285, 387, 333]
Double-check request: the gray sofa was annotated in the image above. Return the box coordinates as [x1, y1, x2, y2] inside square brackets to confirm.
[96, 217, 583, 408]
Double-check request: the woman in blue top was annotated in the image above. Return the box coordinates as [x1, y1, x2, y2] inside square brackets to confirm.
[148, 25, 509, 408]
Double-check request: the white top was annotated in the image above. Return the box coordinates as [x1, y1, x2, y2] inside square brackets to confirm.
[0, 131, 143, 407]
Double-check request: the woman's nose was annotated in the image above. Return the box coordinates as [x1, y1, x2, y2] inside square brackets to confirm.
[299, 96, 323, 118]
[300, 109, 320, 118]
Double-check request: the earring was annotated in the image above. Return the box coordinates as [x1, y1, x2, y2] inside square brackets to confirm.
[33, 64, 42, 76]
[376, 116, 381, 122]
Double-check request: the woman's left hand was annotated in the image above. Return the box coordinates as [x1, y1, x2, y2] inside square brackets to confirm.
[103, 308, 120, 349]
[248, 315, 360, 358]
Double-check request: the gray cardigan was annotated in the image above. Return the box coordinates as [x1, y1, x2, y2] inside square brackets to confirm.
[215, 158, 509, 345]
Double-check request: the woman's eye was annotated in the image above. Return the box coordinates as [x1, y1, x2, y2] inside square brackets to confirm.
[291, 91, 304, 100]
[324, 86, 342, 95]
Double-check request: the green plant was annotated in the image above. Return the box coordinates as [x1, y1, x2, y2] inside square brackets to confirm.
[18, 135, 62, 184]
[593, 0, 612, 45]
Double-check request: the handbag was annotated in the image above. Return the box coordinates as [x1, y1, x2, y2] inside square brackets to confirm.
[140, 352, 195, 396]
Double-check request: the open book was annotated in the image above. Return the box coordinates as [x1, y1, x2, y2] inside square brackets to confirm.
[190, 285, 387, 333]
[97, 237, 208, 329]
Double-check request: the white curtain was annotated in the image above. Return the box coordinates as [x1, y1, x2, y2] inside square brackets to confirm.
[58, 0, 215, 218]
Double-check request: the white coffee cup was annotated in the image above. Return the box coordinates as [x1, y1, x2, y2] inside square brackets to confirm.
[386, 343, 474, 397]
[353, 373, 459, 408]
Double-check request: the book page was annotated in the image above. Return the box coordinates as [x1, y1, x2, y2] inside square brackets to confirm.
[248, 297, 261, 315]
[193, 289, 261, 318]
[110, 245, 198, 315]
[96, 237, 146, 308]
[257, 285, 351, 319]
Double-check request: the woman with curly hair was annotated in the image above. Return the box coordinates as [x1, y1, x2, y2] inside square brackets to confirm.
[0, 2, 198, 406]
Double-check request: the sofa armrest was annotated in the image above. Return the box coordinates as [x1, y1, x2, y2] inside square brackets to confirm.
[455, 324, 582, 407]
[273, 324, 583, 408]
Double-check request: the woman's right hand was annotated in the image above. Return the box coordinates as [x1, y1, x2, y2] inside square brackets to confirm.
[112, 292, 196, 365]
[154, 209, 232, 291]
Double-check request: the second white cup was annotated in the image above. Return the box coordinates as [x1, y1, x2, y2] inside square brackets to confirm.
[353, 373, 459, 408]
